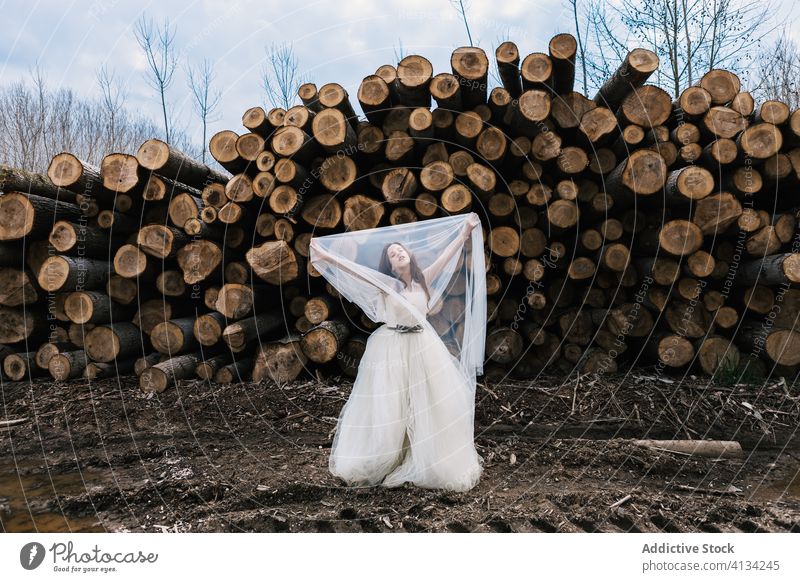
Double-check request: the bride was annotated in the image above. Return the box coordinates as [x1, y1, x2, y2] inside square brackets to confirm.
[309, 213, 486, 492]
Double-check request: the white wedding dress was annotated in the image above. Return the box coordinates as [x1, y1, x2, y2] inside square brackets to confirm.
[328, 280, 484, 492]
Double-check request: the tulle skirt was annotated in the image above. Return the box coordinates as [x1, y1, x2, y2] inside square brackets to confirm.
[329, 324, 484, 492]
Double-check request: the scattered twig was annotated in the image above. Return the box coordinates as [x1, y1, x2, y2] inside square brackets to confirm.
[671, 484, 743, 496]
[609, 494, 632, 509]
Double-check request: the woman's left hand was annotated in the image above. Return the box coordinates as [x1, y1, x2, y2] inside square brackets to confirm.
[462, 214, 481, 238]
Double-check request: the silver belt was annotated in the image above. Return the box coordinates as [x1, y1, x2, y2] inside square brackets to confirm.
[387, 324, 423, 333]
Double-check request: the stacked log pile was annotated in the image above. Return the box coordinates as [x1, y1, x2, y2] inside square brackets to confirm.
[2, 32, 800, 390]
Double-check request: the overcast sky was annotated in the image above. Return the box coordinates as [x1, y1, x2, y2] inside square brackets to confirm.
[1, 0, 798, 150]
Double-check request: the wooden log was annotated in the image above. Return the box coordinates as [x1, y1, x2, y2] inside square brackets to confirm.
[753, 99, 791, 125]
[318, 82, 358, 126]
[519, 51, 552, 93]
[593, 48, 659, 109]
[312, 107, 357, 154]
[35, 341, 74, 370]
[37, 255, 110, 292]
[193, 311, 227, 347]
[84, 322, 144, 363]
[664, 165, 715, 204]
[641, 220, 704, 257]
[495, 41, 522, 98]
[395, 55, 433, 107]
[195, 353, 233, 381]
[95, 209, 139, 235]
[736, 122, 783, 160]
[645, 332, 695, 368]
[550, 91, 596, 130]
[252, 335, 308, 383]
[46, 153, 106, 201]
[241, 106, 274, 137]
[734, 253, 800, 286]
[63, 290, 127, 325]
[222, 311, 285, 352]
[300, 320, 351, 363]
[673, 86, 712, 120]
[358, 75, 392, 125]
[701, 138, 738, 168]
[137, 225, 190, 259]
[215, 283, 269, 319]
[745, 225, 782, 257]
[3, 351, 38, 381]
[214, 357, 254, 384]
[663, 299, 712, 338]
[579, 107, 618, 145]
[100, 152, 144, 195]
[735, 323, 800, 366]
[150, 317, 199, 356]
[633, 439, 742, 459]
[48, 350, 89, 381]
[1, 163, 78, 204]
[548, 33, 577, 94]
[691, 192, 742, 235]
[343, 194, 385, 231]
[167, 193, 203, 229]
[695, 335, 740, 376]
[505, 89, 551, 137]
[176, 240, 224, 285]
[702, 106, 748, 139]
[235, 132, 266, 161]
[112, 244, 153, 280]
[106, 274, 138, 306]
[605, 149, 667, 204]
[730, 92, 755, 117]
[139, 353, 203, 393]
[136, 139, 228, 188]
[0, 268, 37, 306]
[451, 46, 489, 108]
[594, 303, 654, 338]
[246, 240, 300, 285]
[48, 220, 120, 259]
[485, 327, 524, 364]
[0, 192, 83, 241]
[699, 69, 741, 105]
[83, 359, 135, 380]
[209, 130, 247, 174]
[132, 299, 175, 335]
[547, 199, 579, 230]
[133, 352, 165, 376]
[618, 85, 672, 127]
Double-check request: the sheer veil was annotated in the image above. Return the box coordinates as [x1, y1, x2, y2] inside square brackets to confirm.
[309, 213, 487, 388]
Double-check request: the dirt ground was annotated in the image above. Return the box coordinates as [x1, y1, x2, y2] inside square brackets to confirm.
[1, 368, 798, 533]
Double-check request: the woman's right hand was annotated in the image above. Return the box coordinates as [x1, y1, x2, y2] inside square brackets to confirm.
[309, 238, 328, 259]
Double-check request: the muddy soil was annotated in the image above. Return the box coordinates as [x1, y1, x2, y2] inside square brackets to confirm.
[1, 370, 798, 533]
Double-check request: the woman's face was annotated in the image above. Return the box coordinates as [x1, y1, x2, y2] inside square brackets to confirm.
[387, 243, 411, 272]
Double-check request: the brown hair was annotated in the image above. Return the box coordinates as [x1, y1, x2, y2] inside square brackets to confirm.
[379, 242, 431, 301]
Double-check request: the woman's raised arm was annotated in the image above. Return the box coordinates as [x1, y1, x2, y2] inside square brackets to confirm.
[310, 238, 387, 293]
[423, 214, 481, 283]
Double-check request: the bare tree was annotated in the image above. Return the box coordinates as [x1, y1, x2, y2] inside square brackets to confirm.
[96, 65, 126, 146]
[567, 0, 592, 94]
[134, 15, 178, 142]
[262, 42, 306, 111]
[187, 59, 222, 164]
[450, 0, 474, 47]
[753, 28, 800, 109]
[393, 39, 405, 63]
[0, 74, 202, 172]
[582, 0, 777, 98]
